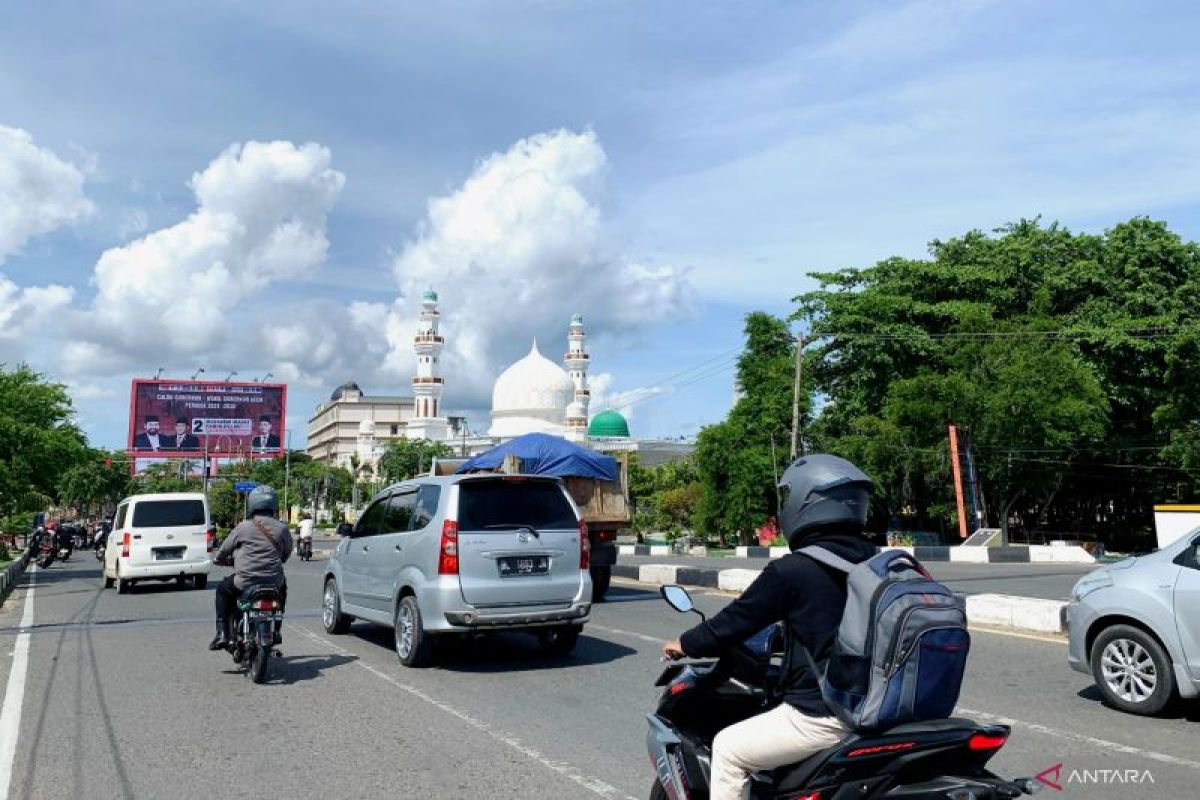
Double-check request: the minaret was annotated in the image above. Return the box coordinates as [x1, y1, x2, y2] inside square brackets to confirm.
[405, 289, 450, 442]
[564, 313, 590, 442]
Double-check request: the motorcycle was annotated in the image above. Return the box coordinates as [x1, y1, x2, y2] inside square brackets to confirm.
[36, 536, 55, 569]
[226, 586, 284, 685]
[297, 537, 313, 561]
[95, 542, 106, 561]
[647, 585, 1040, 800]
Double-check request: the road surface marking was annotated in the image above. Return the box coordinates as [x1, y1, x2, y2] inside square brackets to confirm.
[0, 567, 36, 800]
[968, 626, 1066, 645]
[956, 707, 1200, 771]
[588, 624, 663, 645]
[290, 624, 639, 800]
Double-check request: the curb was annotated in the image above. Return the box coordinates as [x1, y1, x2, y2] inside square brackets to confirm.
[612, 561, 1068, 636]
[0, 550, 33, 608]
[619, 544, 1097, 565]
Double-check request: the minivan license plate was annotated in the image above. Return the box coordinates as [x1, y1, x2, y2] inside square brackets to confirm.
[153, 547, 185, 561]
[497, 556, 549, 577]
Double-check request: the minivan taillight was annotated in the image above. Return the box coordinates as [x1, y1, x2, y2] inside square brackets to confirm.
[121, 531, 131, 558]
[579, 520, 590, 570]
[206, 525, 216, 553]
[438, 520, 459, 575]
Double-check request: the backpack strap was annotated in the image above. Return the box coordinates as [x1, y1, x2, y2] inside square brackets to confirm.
[250, 518, 284, 557]
[796, 545, 856, 574]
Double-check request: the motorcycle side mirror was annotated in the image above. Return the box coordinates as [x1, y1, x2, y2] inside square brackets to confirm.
[660, 584, 694, 614]
[336, 522, 354, 537]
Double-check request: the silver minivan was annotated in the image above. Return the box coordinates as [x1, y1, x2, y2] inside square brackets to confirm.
[1064, 528, 1200, 715]
[322, 474, 592, 666]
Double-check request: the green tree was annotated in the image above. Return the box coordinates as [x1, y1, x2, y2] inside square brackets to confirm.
[0, 364, 88, 516]
[378, 438, 454, 483]
[694, 313, 800, 543]
[56, 448, 133, 514]
[797, 217, 1200, 547]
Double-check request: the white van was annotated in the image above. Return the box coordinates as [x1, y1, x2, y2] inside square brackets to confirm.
[103, 492, 214, 593]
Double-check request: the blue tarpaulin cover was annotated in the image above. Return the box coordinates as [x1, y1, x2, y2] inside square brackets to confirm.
[456, 433, 619, 481]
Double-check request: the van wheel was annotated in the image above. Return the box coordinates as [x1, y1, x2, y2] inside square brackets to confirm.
[1090, 624, 1177, 716]
[537, 626, 580, 656]
[103, 571, 114, 589]
[322, 578, 351, 634]
[193, 575, 207, 590]
[176, 575, 187, 587]
[117, 577, 131, 594]
[394, 596, 434, 667]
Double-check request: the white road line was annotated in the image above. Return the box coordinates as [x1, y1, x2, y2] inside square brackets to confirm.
[289, 624, 639, 800]
[957, 707, 1200, 772]
[588, 624, 663, 646]
[0, 567, 36, 800]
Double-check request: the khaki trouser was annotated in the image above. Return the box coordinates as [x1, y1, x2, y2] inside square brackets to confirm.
[710, 703, 849, 800]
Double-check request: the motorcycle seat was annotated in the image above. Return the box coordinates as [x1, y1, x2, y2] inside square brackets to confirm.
[239, 587, 281, 606]
[772, 718, 980, 791]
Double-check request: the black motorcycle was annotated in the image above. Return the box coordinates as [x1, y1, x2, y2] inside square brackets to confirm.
[647, 585, 1040, 800]
[57, 539, 72, 562]
[297, 537, 313, 562]
[226, 586, 283, 684]
[36, 537, 55, 569]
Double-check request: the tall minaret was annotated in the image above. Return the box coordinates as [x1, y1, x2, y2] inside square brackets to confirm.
[406, 289, 450, 442]
[564, 313, 590, 442]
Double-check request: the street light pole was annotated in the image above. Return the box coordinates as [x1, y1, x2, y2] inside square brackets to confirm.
[284, 429, 292, 523]
[789, 332, 805, 460]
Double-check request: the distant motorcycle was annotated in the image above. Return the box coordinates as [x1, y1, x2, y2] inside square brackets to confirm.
[57, 539, 72, 562]
[297, 538, 313, 561]
[36, 537, 55, 569]
[225, 586, 284, 685]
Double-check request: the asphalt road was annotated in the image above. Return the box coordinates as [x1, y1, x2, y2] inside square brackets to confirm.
[0, 556, 1195, 799]
[620, 555, 1098, 600]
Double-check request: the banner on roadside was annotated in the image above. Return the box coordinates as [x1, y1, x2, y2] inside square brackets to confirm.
[127, 378, 287, 459]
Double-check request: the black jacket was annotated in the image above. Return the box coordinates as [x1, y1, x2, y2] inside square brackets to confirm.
[679, 531, 876, 715]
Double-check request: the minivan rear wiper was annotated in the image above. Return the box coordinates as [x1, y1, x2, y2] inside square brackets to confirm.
[482, 523, 540, 538]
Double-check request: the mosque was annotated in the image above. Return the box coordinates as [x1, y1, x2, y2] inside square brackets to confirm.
[306, 290, 690, 473]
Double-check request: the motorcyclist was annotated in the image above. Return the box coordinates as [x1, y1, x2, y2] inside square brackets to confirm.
[661, 454, 878, 800]
[208, 485, 292, 651]
[296, 512, 314, 558]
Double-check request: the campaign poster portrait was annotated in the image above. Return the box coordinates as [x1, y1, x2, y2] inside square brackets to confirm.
[127, 379, 287, 458]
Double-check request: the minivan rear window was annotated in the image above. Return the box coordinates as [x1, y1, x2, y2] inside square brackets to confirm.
[457, 479, 577, 531]
[131, 500, 206, 527]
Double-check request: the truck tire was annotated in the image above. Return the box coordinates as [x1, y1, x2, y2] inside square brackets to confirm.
[590, 566, 611, 602]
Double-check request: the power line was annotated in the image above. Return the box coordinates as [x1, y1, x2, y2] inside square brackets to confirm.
[807, 323, 1197, 343]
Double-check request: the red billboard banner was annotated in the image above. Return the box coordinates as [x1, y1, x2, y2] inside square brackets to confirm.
[127, 379, 287, 458]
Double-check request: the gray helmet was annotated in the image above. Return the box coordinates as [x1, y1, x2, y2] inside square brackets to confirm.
[778, 454, 874, 549]
[247, 485, 279, 516]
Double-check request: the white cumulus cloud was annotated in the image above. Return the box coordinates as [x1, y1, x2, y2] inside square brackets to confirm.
[386, 128, 695, 410]
[0, 125, 94, 263]
[65, 140, 346, 373]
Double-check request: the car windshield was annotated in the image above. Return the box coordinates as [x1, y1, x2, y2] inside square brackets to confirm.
[457, 479, 576, 531]
[131, 500, 206, 527]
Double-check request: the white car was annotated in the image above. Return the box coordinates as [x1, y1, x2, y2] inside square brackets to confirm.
[103, 492, 215, 593]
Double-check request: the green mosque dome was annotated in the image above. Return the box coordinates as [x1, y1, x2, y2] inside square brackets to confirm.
[588, 409, 630, 438]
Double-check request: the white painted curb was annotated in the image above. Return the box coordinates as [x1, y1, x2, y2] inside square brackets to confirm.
[1027, 545, 1097, 564]
[717, 569, 760, 593]
[618, 544, 635, 555]
[965, 593, 1066, 634]
[948, 548, 989, 563]
[638, 564, 681, 585]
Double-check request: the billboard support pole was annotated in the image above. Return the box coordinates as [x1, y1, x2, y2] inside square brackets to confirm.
[284, 430, 292, 524]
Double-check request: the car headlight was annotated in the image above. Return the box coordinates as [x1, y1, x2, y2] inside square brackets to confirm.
[1069, 572, 1113, 602]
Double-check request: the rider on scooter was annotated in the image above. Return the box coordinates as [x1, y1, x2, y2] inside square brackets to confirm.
[208, 485, 292, 651]
[296, 512, 314, 559]
[661, 455, 877, 800]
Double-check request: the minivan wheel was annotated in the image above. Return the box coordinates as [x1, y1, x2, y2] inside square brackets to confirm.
[1090, 624, 1177, 715]
[102, 571, 114, 589]
[537, 626, 580, 656]
[322, 579, 351, 634]
[395, 596, 434, 667]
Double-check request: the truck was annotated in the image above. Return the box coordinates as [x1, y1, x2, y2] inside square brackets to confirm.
[430, 434, 630, 601]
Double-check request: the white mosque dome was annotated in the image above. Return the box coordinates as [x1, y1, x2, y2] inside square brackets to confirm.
[489, 340, 576, 438]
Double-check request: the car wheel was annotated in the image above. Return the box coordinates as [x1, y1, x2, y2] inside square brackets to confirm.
[537, 626, 580, 656]
[176, 575, 187, 588]
[590, 566, 611, 603]
[193, 574, 207, 590]
[394, 596, 434, 667]
[1090, 624, 1177, 716]
[102, 570, 114, 589]
[322, 578, 351, 634]
[117, 576, 130, 594]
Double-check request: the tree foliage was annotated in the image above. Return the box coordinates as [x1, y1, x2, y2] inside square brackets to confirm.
[0, 364, 88, 516]
[694, 313, 800, 543]
[629, 456, 701, 537]
[378, 438, 455, 484]
[796, 217, 1200, 547]
[56, 448, 133, 513]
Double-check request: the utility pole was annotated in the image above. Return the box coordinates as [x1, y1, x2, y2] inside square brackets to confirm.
[789, 332, 805, 461]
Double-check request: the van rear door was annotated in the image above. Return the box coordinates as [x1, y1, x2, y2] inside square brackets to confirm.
[128, 499, 207, 566]
[455, 477, 582, 607]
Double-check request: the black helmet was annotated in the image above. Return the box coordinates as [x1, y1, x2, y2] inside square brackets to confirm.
[247, 485, 279, 516]
[778, 454, 873, 549]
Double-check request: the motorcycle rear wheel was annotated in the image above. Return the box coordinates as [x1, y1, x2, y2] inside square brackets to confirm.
[249, 645, 270, 684]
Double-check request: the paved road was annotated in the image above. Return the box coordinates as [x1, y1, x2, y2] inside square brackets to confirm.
[620, 555, 1098, 600]
[0, 558, 1194, 799]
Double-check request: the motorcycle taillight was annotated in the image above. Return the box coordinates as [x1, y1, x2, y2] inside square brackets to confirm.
[255, 599, 278, 610]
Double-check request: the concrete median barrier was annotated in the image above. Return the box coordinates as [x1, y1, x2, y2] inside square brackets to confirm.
[612, 561, 1068, 636]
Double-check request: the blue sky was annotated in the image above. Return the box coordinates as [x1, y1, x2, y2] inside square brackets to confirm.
[1, 0, 1198, 448]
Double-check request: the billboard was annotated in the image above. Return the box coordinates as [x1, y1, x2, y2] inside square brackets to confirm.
[127, 379, 287, 458]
